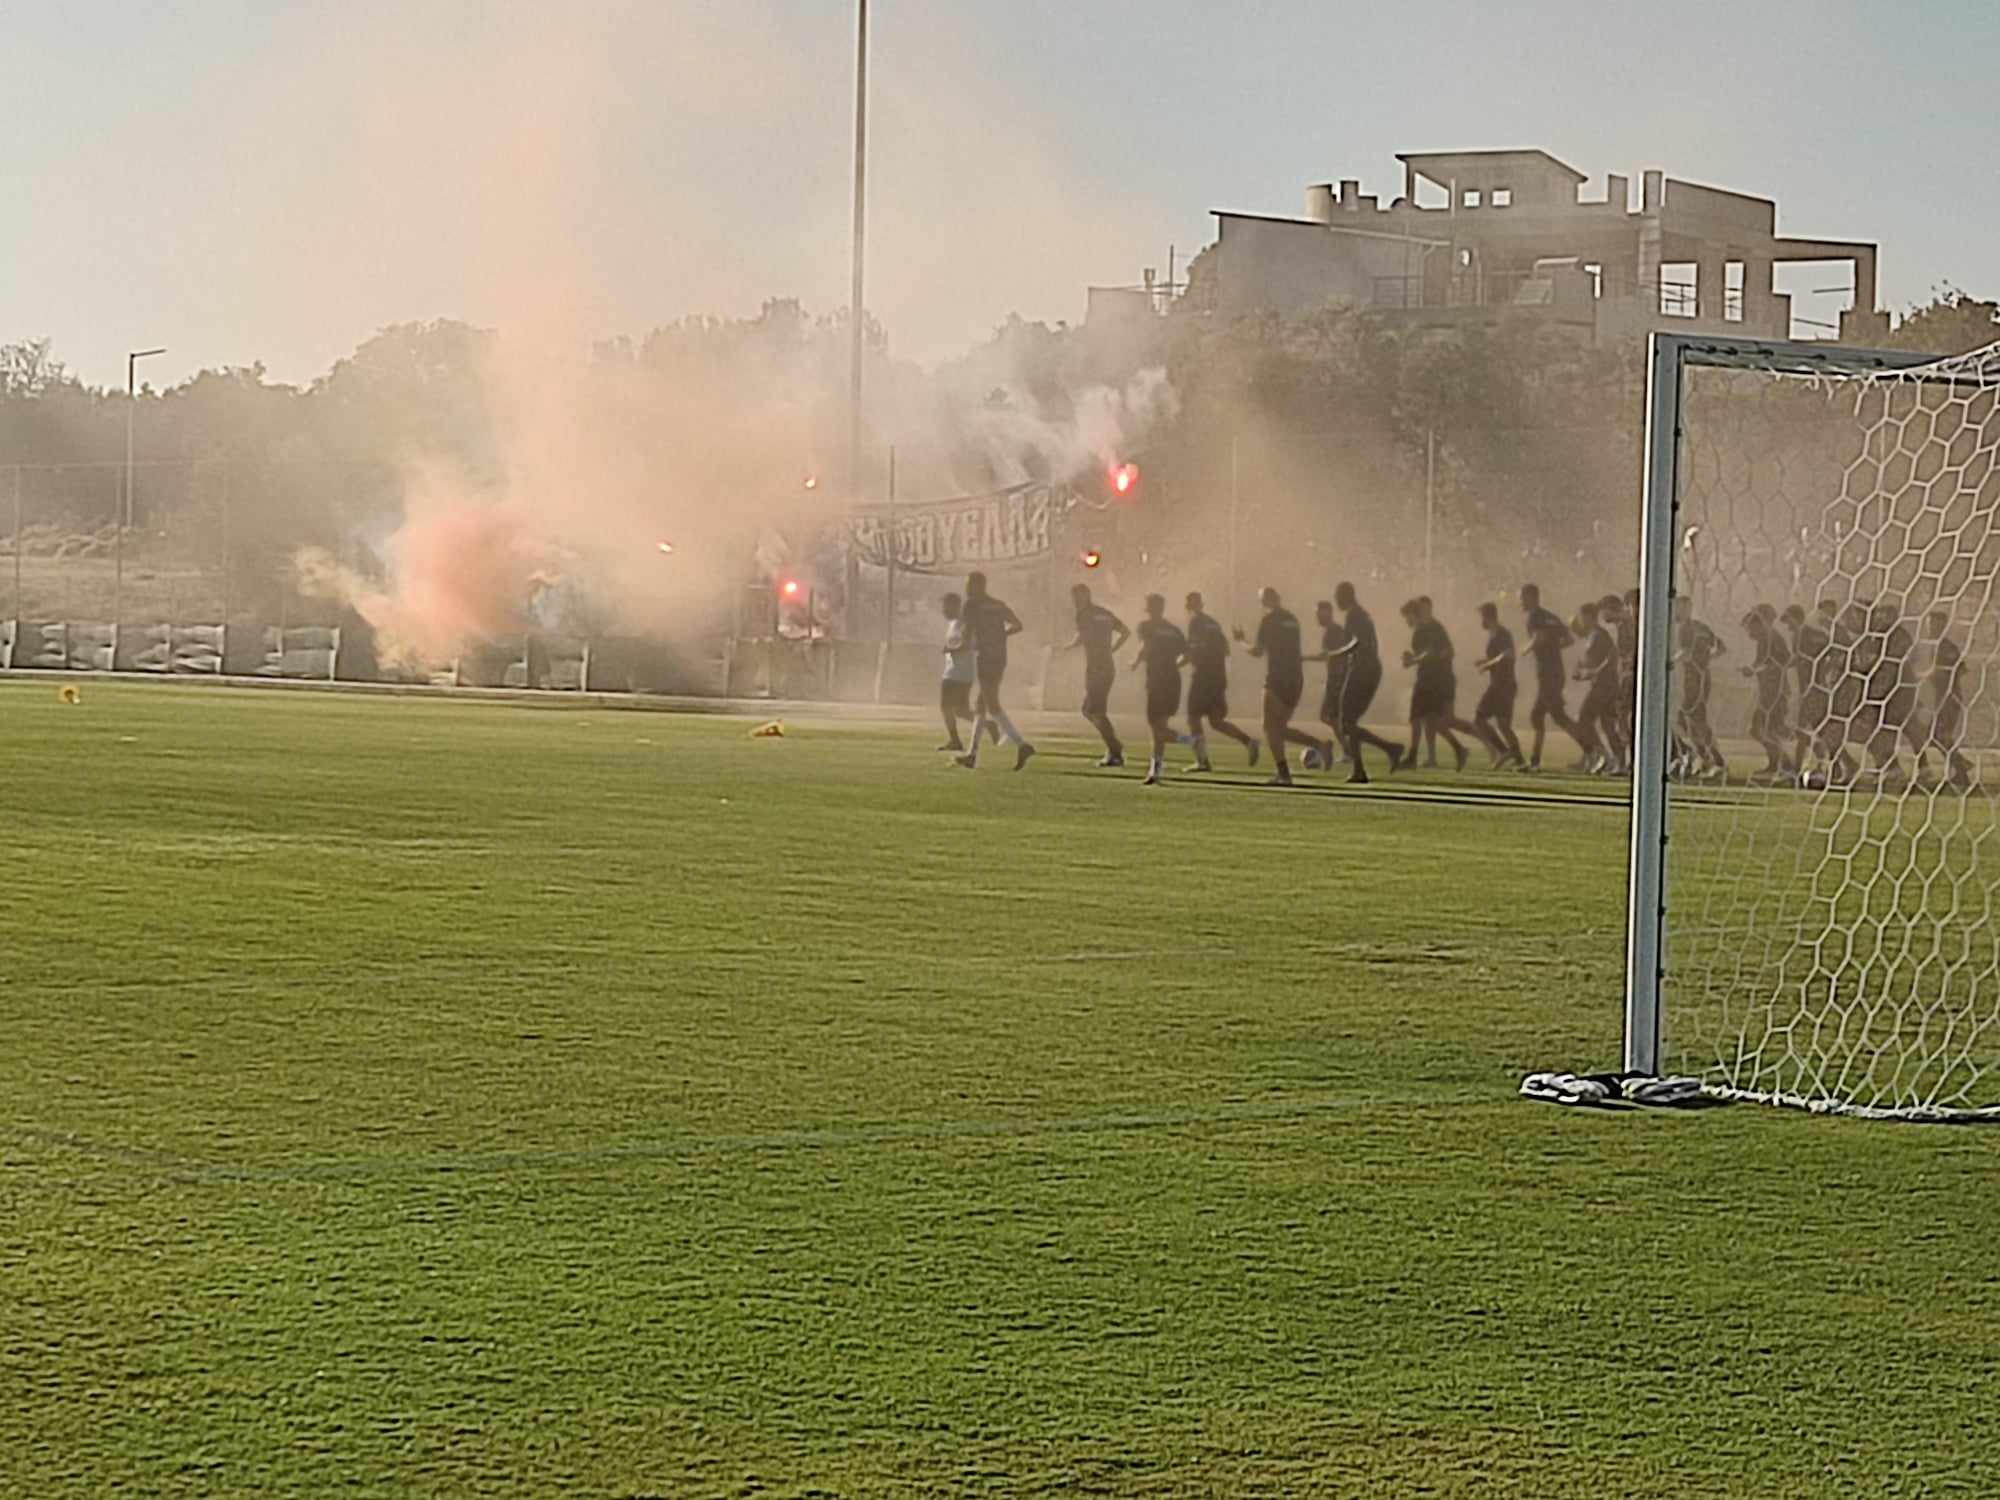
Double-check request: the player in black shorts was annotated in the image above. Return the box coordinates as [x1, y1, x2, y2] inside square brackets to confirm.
[1607, 590, 1638, 773]
[1304, 600, 1352, 768]
[953, 570, 1036, 772]
[1472, 602, 1525, 768]
[1402, 596, 1486, 771]
[1740, 603, 1793, 779]
[1066, 583, 1130, 768]
[1919, 610, 1976, 788]
[1182, 592, 1258, 773]
[1672, 596, 1726, 779]
[1234, 586, 1321, 787]
[1133, 594, 1187, 786]
[1571, 599, 1621, 775]
[1782, 603, 1833, 778]
[1324, 581, 1406, 785]
[1519, 583, 1589, 772]
[1865, 601, 1922, 779]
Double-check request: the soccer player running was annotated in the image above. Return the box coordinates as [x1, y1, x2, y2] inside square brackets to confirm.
[1182, 591, 1259, 773]
[1782, 602, 1834, 779]
[953, 570, 1036, 772]
[1865, 600, 1922, 781]
[1740, 603, 1794, 780]
[1402, 596, 1485, 770]
[1324, 581, 1406, 784]
[1672, 595, 1727, 779]
[1133, 594, 1188, 786]
[937, 592, 976, 752]
[1301, 600, 1349, 769]
[1472, 601, 1526, 768]
[1919, 610, 1976, 788]
[1519, 583, 1590, 772]
[1607, 590, 1639, 771]
[1066, 582, 1130, 768]
[1570, 599, 1622, 775]
[1233, 586, 1321, 787]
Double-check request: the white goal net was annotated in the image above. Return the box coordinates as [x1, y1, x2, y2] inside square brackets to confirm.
[1632, 335, 2000, 1119]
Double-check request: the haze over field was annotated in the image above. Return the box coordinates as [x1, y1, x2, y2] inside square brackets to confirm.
[4, 1, 1996, 390]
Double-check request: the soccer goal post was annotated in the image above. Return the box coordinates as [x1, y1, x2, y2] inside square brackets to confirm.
[1627, 332, 2000, 1119]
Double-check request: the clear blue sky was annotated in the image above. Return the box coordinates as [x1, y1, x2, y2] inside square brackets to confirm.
[4, 0, 1994, 389]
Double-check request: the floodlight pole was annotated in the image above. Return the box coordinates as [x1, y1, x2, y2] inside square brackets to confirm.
[845, 0, 869, 636]
[115, 346, 166, 645]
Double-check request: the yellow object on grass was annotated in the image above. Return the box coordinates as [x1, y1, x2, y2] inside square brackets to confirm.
[749, 720, 785, 739]
[58, 685, 81, 705]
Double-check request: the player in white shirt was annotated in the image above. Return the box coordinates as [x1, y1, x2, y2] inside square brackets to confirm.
[938, 592, 977, 752]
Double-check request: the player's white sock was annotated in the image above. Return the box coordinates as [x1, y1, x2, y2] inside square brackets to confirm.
[1149, 755, 1163, 778]
[1191, 733, 1208, 765]
[992, 709, 1025, 747]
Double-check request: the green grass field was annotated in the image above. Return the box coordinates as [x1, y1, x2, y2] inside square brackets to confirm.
[4, 681, 1996, 1497]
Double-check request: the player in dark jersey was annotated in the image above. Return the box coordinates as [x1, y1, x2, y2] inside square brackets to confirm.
[1182, 591, 1258, 772]
[1066, 583, 1130, 768]
[1472, 602, 1525, 768]
[1133, 594, 1187, 786]
[1782, 603, 1833, 778]
[1303, 599, 1350, 769]
[1740, 603, 1793, 779]
[1324, 581, 1406, 785]
[1824, 601, 1874, 782]
[1401, 596, 1487, 771]
[1864, 601, 1922, 780]
[1606, 591, 1638, 773]
[1518, 583, 1589, 772]
[1919, 610, 1976, 788]
[1671, 596, 1727, 779]
[1233, 586, 1321, 787]
[953, 570, 1036, 772]
[1570, 599, 1622, 775]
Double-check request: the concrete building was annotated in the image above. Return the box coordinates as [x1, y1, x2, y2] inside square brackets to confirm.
[1200, 149, 1887, 343]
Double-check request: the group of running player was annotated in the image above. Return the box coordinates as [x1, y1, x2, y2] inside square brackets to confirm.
[935, 569, 1978, 790]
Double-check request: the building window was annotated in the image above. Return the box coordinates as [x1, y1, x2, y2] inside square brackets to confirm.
[1462, 189, 1481, 209]
[1659, 261, 1698, 318]
[1725, 261, 1745, 322]
[1491, 188, 1513, 208]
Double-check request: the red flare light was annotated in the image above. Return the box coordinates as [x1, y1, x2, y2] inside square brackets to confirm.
[1110, 462, 1138, 497]
[1081, 548, 1103, 569]
[781, 579, 802, 598]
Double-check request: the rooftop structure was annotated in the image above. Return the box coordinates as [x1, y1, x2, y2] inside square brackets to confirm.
[1194, 149, 1887, 343]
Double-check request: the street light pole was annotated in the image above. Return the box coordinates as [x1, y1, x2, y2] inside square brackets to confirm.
[114, 346, 166, 648]
[125, 347, 166, 530]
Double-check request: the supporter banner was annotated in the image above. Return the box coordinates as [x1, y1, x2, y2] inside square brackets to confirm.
[846, 481, 1061, 574]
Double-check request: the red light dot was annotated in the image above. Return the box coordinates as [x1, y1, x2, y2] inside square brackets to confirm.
[782, 580, 801, 597]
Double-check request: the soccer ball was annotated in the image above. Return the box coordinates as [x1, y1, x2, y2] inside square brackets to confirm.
[1301, 746, 1326, 771]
